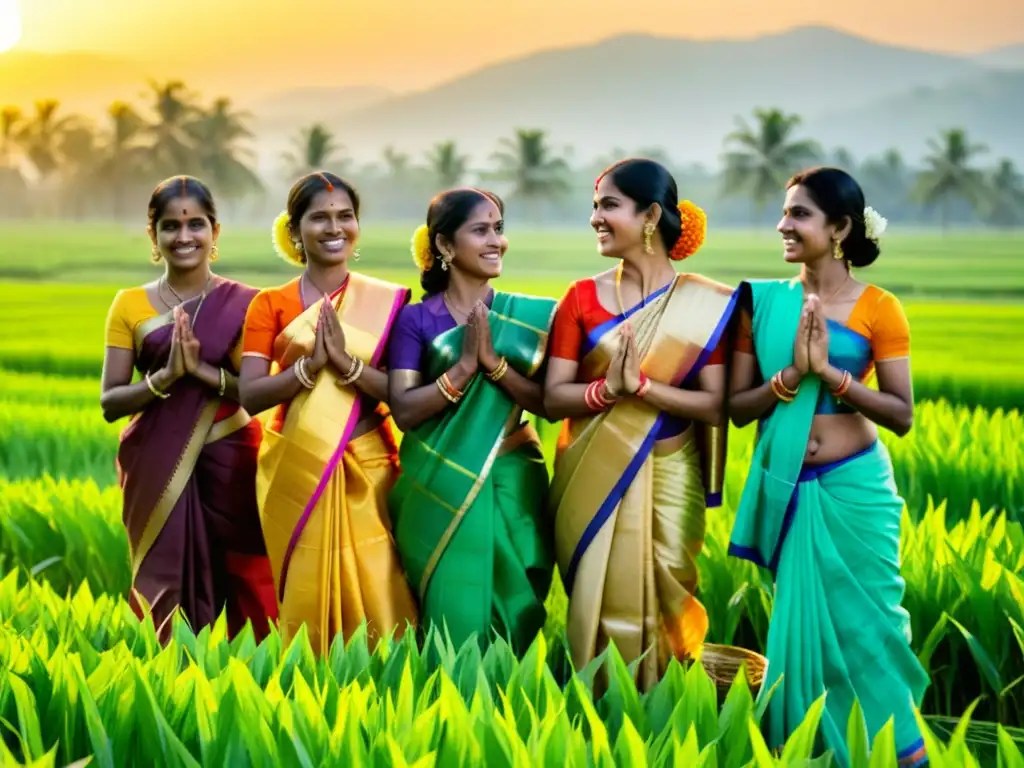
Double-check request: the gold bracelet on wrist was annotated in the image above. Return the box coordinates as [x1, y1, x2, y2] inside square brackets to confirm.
[146, 372, 170, 399]
[294, 356, 315, 389]
[337, 357, 364, 387]
[487, 357, 509, 382]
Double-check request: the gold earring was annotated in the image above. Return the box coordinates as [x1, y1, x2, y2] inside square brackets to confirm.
[151, 246, 161, 264]
[352, 249, 360, 261]
[643, 224, 655, 255]
[832, 238, 844, 261]
[441, 251, 452, 271]
[293, 240, 304, 253]
[209, 244, 219, 262]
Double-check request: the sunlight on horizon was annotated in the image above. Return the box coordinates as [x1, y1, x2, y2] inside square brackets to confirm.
[0, 0, 20, 53]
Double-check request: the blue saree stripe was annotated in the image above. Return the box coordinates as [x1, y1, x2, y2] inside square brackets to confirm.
[563, 412, 665, 592]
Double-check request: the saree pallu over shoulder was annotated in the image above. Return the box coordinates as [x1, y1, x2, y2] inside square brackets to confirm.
[389, 291, 556, 652]
[550, 273, 738, 686]
[254, 272, 414, 654]
[551, 273, 738, 591]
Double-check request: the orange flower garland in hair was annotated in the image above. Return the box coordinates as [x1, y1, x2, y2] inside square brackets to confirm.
[670, 200, 707, 261]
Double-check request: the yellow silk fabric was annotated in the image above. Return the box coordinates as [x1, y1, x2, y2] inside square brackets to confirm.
[255, 273, 417, 655]
[564, 429, 707, 692]
[550, 274, 735, 689]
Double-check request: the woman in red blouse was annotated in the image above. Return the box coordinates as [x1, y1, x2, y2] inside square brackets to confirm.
[543, 158, 739, 690]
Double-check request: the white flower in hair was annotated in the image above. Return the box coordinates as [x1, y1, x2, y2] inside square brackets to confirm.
[863, 206, 888, 242]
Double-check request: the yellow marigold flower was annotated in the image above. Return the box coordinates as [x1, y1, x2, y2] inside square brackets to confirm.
[271, 211, 304, 266]
[670, 200, 707, 261]
[411, 224, 433, 271]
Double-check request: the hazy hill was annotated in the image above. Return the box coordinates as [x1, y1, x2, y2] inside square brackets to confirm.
[319, 26, 1000, 167]
[4, 27, 1022, 173]
[805, 70, 1024, 166]
[972, 44, 1024, 70]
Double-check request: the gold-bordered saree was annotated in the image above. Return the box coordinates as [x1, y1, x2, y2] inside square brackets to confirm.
[550, 272, 738, 690]
[118, 280, 277, 643]
[389, 291, 557, 654]
[255, 272, 418, 655]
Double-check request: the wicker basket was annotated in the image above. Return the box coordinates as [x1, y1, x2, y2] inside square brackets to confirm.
[699, 643, 768, 701]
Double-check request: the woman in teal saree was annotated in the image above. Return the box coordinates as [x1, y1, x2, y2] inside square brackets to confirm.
[728, 167, 928, 767]
[387, 188, 555, 654]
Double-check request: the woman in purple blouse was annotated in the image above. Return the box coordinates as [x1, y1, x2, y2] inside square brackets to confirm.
[386, 187, 557, 653]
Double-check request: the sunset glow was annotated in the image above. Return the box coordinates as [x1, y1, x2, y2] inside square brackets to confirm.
[0, 0, 20, 53]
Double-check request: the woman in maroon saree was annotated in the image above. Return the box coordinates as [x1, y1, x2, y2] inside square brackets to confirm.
[101, 176, 278, 642]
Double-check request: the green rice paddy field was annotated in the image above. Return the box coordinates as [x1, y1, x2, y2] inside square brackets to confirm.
[1, 223, 1023, 765]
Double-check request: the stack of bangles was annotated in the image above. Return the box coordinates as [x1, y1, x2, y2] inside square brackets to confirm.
[584, 374, 651, 412]
[335, 355, 364, 388]
[436, 372, 464, 404]
[831, 369, 853, 398]
[294, 356, 316, 389]
[770, 370, 797, 403]
[487, 356, 509, 382]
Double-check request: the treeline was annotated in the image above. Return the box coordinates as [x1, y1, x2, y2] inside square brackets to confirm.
[1, 82, 1022, 229]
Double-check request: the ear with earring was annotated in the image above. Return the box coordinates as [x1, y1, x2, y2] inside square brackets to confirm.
[209, 243, 220, 262]
[832, 237, 845, 261]
[352, 249, 361, 261]
[643, 222, 656, 255]
[151, 245, 162, 264]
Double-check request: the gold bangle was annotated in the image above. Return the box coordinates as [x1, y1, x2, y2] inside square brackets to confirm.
[146, 372, 170, 399]
[217, 367, 226, 397]
[487, 357, 509, 382]
[773, 370, 797, 398]
[337, 357, 364, 387]
[436, 376, 460, 403]
[294, 357, 315, 389]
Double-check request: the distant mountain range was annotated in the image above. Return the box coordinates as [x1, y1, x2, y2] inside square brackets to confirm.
[2, 27, 1022, 171]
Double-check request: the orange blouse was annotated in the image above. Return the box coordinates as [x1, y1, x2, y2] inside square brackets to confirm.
[241, 278, 305, 363]
[735, 283, 910, 380]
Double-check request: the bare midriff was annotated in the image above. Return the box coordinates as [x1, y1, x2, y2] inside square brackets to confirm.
[804, 412, 878, 465]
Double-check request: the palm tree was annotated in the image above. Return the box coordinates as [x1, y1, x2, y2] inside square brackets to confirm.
[145, 80, 200, 176]
[486, 128, 571, 219]
[914, 128, 988, 231]
[720, 108, 821, 216]
[17, 100, 81, 181]
[983, 159, 1024, 228]
[192, 97, 263, 200]
[281, 123, 346, 179]
[94, 101, 150, 219]
[426, 140, 468, 188]
[861, 148, 910, 218]
[1, 106, 21, 167]
[59, 123, 100, 218]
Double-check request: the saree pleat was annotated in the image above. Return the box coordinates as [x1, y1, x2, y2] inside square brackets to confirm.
[390, 291, 556, 654]
[552, 274, 738, 689]
[256, 273, 416, 655]
[729, 279, 928, 766]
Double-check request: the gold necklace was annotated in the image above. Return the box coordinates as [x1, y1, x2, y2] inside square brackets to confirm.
[814, 273, 850, 306]
[443, 291, 473, 322]
[614, 260, 674, 316]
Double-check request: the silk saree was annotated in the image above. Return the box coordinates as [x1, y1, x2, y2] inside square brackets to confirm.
[255, 273, 418, 655]
[389, 291, 556, 654]
[728, 279, 929, 768]
[550, 273, 738, 690]
[117, 280, 277, 643]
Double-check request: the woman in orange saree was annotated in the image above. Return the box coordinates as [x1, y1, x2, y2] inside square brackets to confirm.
[544, 159, 738, 691]
[101, 175, 277, 643]
[239, 171, 418, 655]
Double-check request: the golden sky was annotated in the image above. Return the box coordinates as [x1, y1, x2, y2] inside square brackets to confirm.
[12, 0, 1024, 92]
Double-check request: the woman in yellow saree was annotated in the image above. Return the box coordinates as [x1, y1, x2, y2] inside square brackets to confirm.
[239, 172, 418, 655]
[544, 159, 738, 690]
